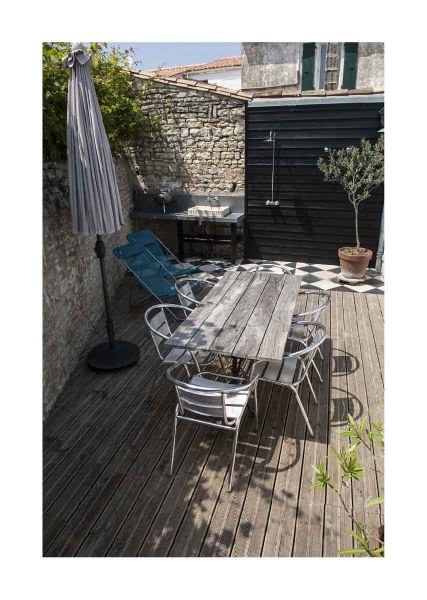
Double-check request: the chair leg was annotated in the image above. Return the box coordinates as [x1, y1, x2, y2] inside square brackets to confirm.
[253, 385, 259, 432]
[306, 374, 318, 405]
[291, 386, 314, 437]
[170, 406, 178, 476]
[228, 429, 239, 492]
[318, 346, 324, 361]
[312, 357, 323, 383]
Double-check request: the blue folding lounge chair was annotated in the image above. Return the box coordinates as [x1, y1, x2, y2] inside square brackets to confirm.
[127, 229, 199, 279]
[113, 242, 177, 305]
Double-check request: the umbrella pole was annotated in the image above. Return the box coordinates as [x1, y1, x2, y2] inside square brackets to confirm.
[87, 235, 140, 370]
[95, 235, 115, 346]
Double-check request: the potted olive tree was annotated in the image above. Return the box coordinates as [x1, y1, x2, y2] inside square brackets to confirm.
[318, 136, 384, 281]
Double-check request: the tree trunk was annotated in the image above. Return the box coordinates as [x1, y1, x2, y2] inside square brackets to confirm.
[354, 205, 360, 248]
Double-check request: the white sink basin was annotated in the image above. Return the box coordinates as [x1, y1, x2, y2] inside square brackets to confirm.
[187, 205, 230, 217]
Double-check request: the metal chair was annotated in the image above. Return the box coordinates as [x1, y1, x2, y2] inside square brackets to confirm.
[293, 289, 330, 324]
[175, 277, 216, 309]
[246, 262, 293, 275]
[259, 321, 327, 437]
[291, 289, 331, 380]
[144, 303, 216, 372]
[166, 360, 266, 491]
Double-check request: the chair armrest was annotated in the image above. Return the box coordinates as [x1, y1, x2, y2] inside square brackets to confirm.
[197, 371, 247, 383]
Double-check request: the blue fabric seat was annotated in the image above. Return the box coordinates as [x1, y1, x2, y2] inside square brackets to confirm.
[113, 242, 176, 300]
[127, 229, 198, 278]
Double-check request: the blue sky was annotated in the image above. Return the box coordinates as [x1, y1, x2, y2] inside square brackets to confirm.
[113, 42, 241, 70]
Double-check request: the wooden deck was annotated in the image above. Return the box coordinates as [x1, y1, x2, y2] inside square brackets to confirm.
[43, 276, 384, 557]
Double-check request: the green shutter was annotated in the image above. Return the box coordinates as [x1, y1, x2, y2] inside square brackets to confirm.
[342, 42, 358, 89]
[301, 43, 315, 91]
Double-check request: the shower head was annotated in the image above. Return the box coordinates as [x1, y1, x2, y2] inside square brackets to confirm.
[264, 130, 275, 143]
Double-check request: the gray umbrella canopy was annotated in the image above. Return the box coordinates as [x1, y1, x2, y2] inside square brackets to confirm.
[61, 43, 139, 371]
[62, 43, 124, 235]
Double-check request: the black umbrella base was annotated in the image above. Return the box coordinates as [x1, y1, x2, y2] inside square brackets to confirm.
[87, 340, 140, 370]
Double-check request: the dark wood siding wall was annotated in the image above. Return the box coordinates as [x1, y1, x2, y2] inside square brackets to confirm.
[245, 101, 384, 265]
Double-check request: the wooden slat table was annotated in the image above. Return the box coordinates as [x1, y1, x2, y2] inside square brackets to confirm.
[166, 270, 302, 363]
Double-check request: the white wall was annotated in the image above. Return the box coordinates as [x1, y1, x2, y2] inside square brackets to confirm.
[241, 43, 300, 89]
[187, 68, 242, 90]
[356, 43, 384, 89]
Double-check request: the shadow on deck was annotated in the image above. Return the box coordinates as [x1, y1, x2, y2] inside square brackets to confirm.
[43, 276, 384, 557]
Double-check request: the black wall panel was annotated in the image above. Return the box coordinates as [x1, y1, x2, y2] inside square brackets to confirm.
[245, 101, 384, 265]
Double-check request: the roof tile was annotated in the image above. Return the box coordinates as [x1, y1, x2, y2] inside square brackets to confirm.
[326, 89, 348, 95]
[348, 87, 375, 95]
[301, 90, 326, 96]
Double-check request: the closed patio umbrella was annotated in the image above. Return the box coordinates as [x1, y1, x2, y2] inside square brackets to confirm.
[62, 42, 139, 369]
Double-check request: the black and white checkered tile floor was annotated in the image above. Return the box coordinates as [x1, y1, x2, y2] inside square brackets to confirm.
[188, 257, 384, 294]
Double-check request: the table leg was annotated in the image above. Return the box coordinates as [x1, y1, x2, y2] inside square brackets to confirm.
[231, 357, 240, 376]
[230, 223, 237, 265]
[177, 221, 184, 261]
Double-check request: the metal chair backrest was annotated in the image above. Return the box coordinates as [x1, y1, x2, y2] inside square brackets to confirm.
[144, 303, 191, 359]
[167, 361, 264, 425]
[246, 262, 293, 275]
[175, 277, 215, 309]
[293, 290, 330, 323]
[249, 358, 268, 380]
[286, 321, 327, 384]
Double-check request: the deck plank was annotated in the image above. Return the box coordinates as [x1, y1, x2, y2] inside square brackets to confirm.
[78, 421, 198, 557]
[261, 385, 308, 556]
[353, 293, 384, 521]
[298, 292, 330, 507]
[43, 352, 162, 514]
[43, 346, 159, 485]
[231, 386, 289, 557]
[44, 377, 175, 555]
[137, 427, 219, 557]
[198, 383, 273, 557]
[342, 292, 380, 514]
[43, 296, 152, 453]
[364, 294, 385, 378]
[327, 291, 352, 510]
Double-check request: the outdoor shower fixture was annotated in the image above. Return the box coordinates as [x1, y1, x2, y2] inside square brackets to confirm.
[264, 130, 279, 206]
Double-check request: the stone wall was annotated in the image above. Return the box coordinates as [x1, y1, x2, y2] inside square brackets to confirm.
[130, 78, 246, 194]
[127, 78, 247, 259]
[43, 158, 134, 416]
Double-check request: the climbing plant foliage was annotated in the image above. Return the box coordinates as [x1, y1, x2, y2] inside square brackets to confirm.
[43, 42, 157, 162]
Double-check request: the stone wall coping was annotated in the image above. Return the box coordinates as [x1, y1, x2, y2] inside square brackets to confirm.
[129, 69, 252, 102]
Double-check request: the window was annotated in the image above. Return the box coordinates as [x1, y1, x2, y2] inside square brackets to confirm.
[317, 43, 327, 90]
[342, 42, 359, 89]
[302, 43, 329, 91]
[301, 43, 315, 91]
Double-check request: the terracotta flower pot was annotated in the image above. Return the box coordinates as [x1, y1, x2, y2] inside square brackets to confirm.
[338, 247, 373, 280]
